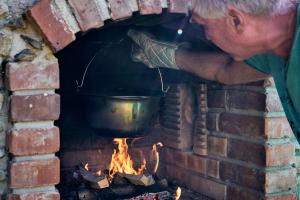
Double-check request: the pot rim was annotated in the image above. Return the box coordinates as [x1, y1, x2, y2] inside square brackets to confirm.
[79, 93, 160, 100]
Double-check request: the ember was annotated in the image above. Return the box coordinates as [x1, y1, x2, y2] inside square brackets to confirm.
[175, 187, 182, 200]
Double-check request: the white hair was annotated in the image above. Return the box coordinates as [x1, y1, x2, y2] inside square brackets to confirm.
[191, 0, 298, 18]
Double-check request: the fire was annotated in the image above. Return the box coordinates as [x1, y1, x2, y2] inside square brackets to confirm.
[175, 187, 182, 200]
[84, 163, 89, 171]
[96, 170, 102, 176]
[151, 144, 159, 174]
[109, 138, 147, 178]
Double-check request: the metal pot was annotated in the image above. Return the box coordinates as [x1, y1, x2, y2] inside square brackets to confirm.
[84, 95, 160, 137]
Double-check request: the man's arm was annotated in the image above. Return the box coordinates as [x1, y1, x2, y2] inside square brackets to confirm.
[176, 51, 270, 85]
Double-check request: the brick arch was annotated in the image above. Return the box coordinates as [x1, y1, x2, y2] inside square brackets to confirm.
[28, 0, 191, 52]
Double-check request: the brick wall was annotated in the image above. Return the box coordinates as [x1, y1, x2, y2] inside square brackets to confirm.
[0, 0, 193, 198]
[26, 0, 192, 52]
[0, 19, 61, 198]
[0, 0, 297, 199]
[159, 81, 297, 200]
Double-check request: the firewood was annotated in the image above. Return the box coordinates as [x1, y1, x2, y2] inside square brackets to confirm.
[79, 166, 109, 189]
[111, 184, 136, 196]
[112, 173, 129, 185]
[120, 173, 155, 186]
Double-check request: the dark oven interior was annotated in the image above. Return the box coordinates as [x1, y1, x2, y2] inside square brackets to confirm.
[55, 13, 217, 199]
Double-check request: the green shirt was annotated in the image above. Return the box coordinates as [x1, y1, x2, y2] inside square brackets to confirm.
[245, 5, 300, 141]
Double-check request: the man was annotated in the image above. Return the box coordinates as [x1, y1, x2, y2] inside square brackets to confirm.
[128, 0, 300, 140]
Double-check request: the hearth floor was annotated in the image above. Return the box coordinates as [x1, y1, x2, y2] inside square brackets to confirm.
[178, 188, 213, 200]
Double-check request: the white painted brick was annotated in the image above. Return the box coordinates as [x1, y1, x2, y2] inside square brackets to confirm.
[161, 0, 168, 8]
[128, 0, 139, 12]
[52, 0, 80, 33]
[95, 0, 111, 21]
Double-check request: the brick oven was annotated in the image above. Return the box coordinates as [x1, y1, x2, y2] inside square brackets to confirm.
[0, 0, 298, 199]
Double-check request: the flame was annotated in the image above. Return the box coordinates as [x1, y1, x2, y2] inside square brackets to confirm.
[96, 170, 101, 176]
[157, 142, 163, 147]
[175, 187, 182, 200]
[151, 144, 159, 174]
[84, 163, 89, 171]
[109, 138, 147, 178]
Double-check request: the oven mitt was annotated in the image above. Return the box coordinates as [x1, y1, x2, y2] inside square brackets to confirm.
[127, 29, 179, 70]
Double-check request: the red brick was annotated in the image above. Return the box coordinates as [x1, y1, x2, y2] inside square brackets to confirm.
[163, 163, 226, 200]
[28, 0, 75, 52]
[264, 194, 297, 200]
[7, 192, 60, 200]
[207, 90, 226, 108]
[6, 62, 59, 91]
[266, 143, 295, 167]
[8, 127, 60, 156]
[265, 168, 296, 193]
[266, 90, 283, 112]
[168, 0, 191, 13]
[227, 185, 262, 200]
[157, 163, 167, 178]
[162, 148, 188, 168]
[11, 94, 60, 122]
[228, 139, 265, 166]
[188, 173, 226, 200]
[208, 135, 227, 157]
[265, 117, 293, 139]
[220, 161, 265, 191]
[9, 157, 60, 188]
[206, 159, 220, 179]
[68, 0, 104, 31]
[138, 0, 162, 15]
[227, 90, 266, 111]
[108, 0, 132, 20]
[186, 154, 206, 175]
[60, 149, 113, 169]
[219, 113, 265, 138]
[164, 164, 188, 186]
[207, 113, 218, 131]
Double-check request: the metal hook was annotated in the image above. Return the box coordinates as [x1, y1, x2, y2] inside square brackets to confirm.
[76, 38, 125, 91]
[76, 54, 97, 89]
[157, 67, 170, 94]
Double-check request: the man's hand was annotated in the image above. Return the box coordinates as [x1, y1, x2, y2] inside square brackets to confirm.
[127, 29, 179, 70]
[128, 30, 269, 85]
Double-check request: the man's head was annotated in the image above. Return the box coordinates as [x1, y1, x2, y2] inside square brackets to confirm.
[190, 0, 297, 60]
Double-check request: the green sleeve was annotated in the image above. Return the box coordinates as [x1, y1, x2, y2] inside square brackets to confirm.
[244, 54, 272, 75]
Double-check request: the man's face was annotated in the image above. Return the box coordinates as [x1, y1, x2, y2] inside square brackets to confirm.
[191, 12, 259, 61]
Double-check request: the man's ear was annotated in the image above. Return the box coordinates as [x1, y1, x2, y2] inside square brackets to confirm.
[226, 7, 245, 33]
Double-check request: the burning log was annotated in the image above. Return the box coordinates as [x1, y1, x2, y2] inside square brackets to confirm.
[111, 184, 136, 196]
[79, 166, 109, 189]
[112, 173, 129, 185]
[120, 173, 155, 186]
[175, 187, 182, 200]
[124, 191, 171, 200]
